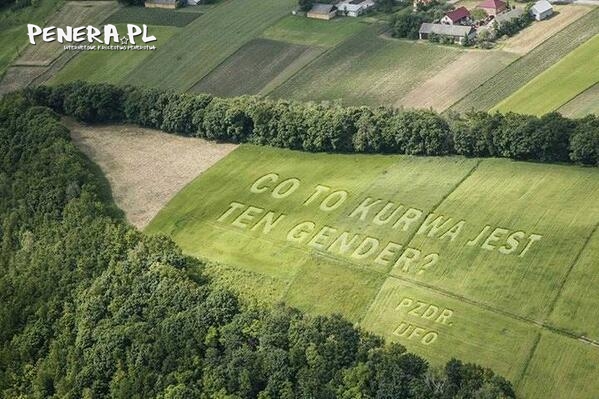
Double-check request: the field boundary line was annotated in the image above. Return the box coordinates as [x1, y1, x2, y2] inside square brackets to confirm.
[514, 332, 541, 389]
[557, 81, 599, 113]
[359, 159, 482, 323]
[544, 221, 599, 322]
[446, 7, 599, 112]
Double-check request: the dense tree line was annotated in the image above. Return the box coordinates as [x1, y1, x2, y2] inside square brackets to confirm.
[0, 91, 518, 397]
[494, 12, 532, 38]
[23, 82, 599, 166]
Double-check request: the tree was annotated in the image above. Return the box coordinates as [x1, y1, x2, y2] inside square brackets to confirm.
[298, 0, 313, 12]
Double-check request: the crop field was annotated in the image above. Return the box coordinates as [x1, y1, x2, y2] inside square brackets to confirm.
[0, 0, 61, 74]
[270, 28, 462, 106]
[15, 1, 117, 67]
[493, 34, 599, 116]
[558, 82, 599, 117]
[104, 6, 201, 27]
[450, 8, 599, 113]
[146, 144, 599, 398]
[49, 25, 180, 85]
[261, 15, 369, 48]
[398, 49, 516, 111]
[124, 0, 296, 91]
[191, 38, 322, 97]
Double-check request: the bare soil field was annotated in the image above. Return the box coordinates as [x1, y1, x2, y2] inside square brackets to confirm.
[66, 120, 237, 228]
[501, 5, 593, 55]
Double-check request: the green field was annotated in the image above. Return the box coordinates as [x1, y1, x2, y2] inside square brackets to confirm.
[124, 0, 296, 91]
[270, 28, 462, 106]
[450, 8, 599, 113]
[493, 34, 599, 116]
[49, 25, 179, 85]
[104, 6, 201, 27]
[261, 15, 369, 47]
[147, 145, 599, 398]
[191, 38, 322, 96]
[0, 0, 62, 74]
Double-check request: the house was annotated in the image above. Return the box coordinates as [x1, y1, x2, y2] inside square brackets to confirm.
[441, 6, 471, 25]
[336, 0, 375, 17]
[494, 7, 524, 25]
[477, 0, 507, 16]
[531, 0, 553, 20]
[144, 0, 177, 8]
[307, 3, 337, 20]
[419, 23, 476, 44]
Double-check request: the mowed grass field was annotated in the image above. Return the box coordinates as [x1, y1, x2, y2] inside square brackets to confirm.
[271, 28, 462, 106]
[49, 25, 180, 85]
[450, 8, 599, 112]
[147, 145, 599, 398]
[124, 0, 296, 91]
[493, 34, 599, 116]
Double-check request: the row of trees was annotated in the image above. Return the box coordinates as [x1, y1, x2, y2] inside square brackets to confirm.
[494, 12, 532, 37]
[0, 92, 517, 397]
[24, 82, 599, 166]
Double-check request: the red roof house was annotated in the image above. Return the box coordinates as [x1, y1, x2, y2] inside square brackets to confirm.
[441, 6, 471, 25]
[477, 0, 507, 16]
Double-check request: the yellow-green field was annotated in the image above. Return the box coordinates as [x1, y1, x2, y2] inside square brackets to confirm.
[147, 145, 599, 398]
[493, 34, 599, 116]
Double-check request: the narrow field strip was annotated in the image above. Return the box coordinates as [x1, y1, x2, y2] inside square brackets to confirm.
[493, 34, 599, 115]
[450, 8, 599, 112]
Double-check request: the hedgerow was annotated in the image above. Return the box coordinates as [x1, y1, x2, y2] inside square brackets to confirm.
[23, 81, 599, 166]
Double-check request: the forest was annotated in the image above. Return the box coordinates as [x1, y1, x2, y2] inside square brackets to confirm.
[0, 89, 518, 397]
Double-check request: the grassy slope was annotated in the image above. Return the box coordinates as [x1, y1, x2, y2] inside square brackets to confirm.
[190, 38, 317, 97]
[104, 6, 201, 27]
[450, 8, 599, 112]
[124, 0, 296, 91]
[146, 145, 599, 398]
[261, 15, 369, 47]
[270, 28, 462, 106]
[49, 25, 179, 85]
[0, 0, 62, 74]
[493, 34, 599, 116]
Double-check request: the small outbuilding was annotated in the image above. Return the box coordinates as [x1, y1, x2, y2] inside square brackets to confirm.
[477, 0, 507, 16]
[145, 0, 177, 8]
[441, 6, 471, 25]
[336, 0, 375, 17]
[419, 23, 476, 44]
[307, 3, 337, 20]
[531, 0, 553, 20]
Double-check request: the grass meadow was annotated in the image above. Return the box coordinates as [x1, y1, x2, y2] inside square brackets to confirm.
[493, 34, 599, 116]
[146, 145, 599, 398]
[558, 82, 599, 117]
